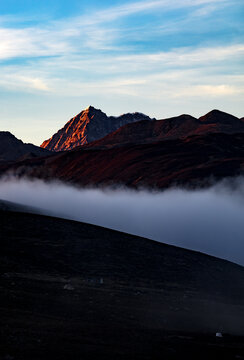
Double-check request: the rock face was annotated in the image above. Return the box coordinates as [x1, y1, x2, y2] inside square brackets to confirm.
[0, 131, 51, 162]
[41, 106, 153, 151]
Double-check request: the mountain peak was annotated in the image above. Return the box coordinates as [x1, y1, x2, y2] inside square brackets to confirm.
[206, 109, 223, 115]
[84, 105, 96, 112]
[199, 109, 239, 123]
[41, 107, 153, 151]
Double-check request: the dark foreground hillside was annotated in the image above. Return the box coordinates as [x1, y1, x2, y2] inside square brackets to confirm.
[1, 207, 244, 359]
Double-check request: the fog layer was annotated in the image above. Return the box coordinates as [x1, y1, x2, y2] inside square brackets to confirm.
[1, 178, 244, 265]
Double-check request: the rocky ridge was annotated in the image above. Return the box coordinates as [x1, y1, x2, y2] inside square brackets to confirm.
[41, 106, 153, 151]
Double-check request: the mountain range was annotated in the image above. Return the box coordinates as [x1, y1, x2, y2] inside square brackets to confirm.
[1, 107, 244, 189]
[89, 109, 244, 148]
[40, 107, 244, 151]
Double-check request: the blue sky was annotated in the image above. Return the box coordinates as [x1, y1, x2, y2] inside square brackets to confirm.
[0, 0, 243, 145]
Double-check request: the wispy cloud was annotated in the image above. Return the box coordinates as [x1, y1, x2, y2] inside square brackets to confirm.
[0, 74, 50, 92]
[171, 84, 244, 98]
[81, 0, 227, 25]
[16, 43, 244, 75]
[0, 0, 243, 141]
[99, 44, 244, 71]
[1, 43, 243, 97]
[0, 0, 237, 60]
[0, 26, 75, 60]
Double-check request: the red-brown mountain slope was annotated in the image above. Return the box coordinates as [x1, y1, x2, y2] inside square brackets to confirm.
[2, 132, 244, 189]
[41, 106, 153, 151]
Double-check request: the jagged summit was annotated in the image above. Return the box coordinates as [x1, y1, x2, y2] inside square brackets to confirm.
[41, 106, 153, 152]
[84, 105, 102, 114]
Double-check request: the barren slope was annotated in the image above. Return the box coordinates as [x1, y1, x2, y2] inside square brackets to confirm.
[1, 208, 244, 359]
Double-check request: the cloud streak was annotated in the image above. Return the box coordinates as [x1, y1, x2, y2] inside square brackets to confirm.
[1, 44, 243, 96]
[81, 0, 228, 25]
[1, 177, 244, 266]
[0, 0, 239, 60]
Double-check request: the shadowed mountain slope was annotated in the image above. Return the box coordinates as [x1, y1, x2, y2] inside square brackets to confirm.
[1, 207, 244, 359]
[2, 132, 244, 189]
[41, 106, 153, 151]
[89, 110, 244, 148]
[0, 132, 51, 162]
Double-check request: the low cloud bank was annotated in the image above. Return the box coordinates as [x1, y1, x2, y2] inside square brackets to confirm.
[1, 177, 244, 265]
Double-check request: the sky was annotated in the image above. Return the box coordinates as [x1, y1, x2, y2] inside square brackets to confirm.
[0, 0, 243, 145]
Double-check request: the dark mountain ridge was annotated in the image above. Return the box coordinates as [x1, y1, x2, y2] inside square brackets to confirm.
[88, 110, 244, 148]
[0, 131, 51, 162]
